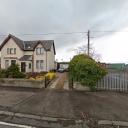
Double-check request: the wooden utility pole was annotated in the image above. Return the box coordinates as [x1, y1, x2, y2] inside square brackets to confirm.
[87, 30, 90, 56]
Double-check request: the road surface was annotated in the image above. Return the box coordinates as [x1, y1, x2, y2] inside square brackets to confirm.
[0, 121, 35, 128]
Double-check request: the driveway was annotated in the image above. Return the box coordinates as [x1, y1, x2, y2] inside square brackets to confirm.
[49, 72, 69, 90]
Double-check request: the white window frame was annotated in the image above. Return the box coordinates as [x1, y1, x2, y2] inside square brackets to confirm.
[40, 48, 44, 54]
[36, 47, 44, 55]
[5, 60, 9, 69]
[36, 60, 40, 69]
[40, 60, 43, 69]
[7, 48, 16, 54]
[29, 63, 31, 69]
[36, 60, 44, 69]
[7, 48, 10, 54]
[14, 48, 16, 54]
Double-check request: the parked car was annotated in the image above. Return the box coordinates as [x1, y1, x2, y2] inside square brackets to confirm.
[57, 68, 65, 73]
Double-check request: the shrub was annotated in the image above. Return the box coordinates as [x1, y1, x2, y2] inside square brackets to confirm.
[0, 69, 7, 78]
[6, 64, 26, 78]
[45, 72, 56, 80]
[26, 72, 47, 79]
[69, 54, 107, 91]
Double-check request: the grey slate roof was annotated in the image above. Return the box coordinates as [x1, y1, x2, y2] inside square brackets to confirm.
[0, 34, 56, 54]
[19, 55, 32, 61]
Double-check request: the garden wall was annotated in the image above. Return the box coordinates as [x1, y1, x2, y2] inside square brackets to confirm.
[73, 82, 90, 91]
[0, 78, 45, 88]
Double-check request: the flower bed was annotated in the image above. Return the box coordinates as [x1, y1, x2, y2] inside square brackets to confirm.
[0, 68, 56, 88]
[26, 72, 47, 80]
[27, 72, 56, 81]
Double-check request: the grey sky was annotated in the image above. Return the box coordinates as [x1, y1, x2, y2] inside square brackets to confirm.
[0, 0, 128, 62]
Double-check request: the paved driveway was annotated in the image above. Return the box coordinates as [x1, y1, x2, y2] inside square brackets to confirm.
[49, 72, 69, 90]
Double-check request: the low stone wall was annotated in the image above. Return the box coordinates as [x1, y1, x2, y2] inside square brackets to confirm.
[0, 78, 45, 88]
[74, 82, 90, 91]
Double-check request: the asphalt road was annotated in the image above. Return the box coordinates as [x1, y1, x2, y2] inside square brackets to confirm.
[0, 121, 35, 128]
[0, 86, 128, 127]
[0, 125, 17, 128]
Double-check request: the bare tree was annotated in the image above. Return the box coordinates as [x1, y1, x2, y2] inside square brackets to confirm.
[73, 44, 101, 61]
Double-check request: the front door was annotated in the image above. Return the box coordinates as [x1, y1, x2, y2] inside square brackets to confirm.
[21, 62, 26, 72]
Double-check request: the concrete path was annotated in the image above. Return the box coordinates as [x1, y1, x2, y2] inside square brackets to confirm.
[49, 72, 69, 90]
[48, 77, 60, 89]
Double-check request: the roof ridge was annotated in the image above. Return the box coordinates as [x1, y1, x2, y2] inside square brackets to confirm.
[0, 34, 55, 54]
[9, 34, 23, 42]
[24, 40, 54, 42]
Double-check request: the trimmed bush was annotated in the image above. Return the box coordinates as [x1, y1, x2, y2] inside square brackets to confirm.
[45, 72, 56, 80]
[69, 54, 107, 91]
[0, 69, 7, 78]
[6, 64, 26, 78]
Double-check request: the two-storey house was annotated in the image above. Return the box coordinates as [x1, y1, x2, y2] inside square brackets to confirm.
[0, 34, 56, 72]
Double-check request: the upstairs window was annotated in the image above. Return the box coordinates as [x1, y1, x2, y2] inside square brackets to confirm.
[40, 48, 44, 54]
[7, 48, 16, 54]
[36, 48, 44, 55]
[36, 48, 40, 55]
[10, 48, 13, 54]
[7, 48, 10, 54]
[14, 48, 16, 54]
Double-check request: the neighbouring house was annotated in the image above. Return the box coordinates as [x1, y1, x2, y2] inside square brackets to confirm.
[107, 63, 125, 70]
[0, 34, 56, 72]
[98, 62, 126, 70]
[98, 62, 107, 68]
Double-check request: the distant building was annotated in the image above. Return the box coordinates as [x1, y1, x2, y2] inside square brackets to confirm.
[98, 62, 126, 70]
[98, 62, 107, 68]
[57, 62, 69, 70]
[107, 63, 125, 70]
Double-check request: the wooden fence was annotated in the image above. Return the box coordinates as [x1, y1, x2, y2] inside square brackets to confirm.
[96, 71, 128, 92]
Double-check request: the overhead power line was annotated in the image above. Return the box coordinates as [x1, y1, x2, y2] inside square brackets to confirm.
[0, 31, 88, 37]
[91, 30, 128, 33]
[0, 30, 128, 37]
[0, 30, 127, 38]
